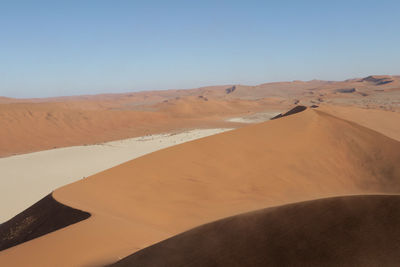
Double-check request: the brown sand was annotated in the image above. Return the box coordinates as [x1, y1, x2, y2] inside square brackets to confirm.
[0, 194, 89, 251]
[319, 104, 400, 141]
[1, 106, 400, 266]
[1, 75, 399, 157]
[0, 94, 282, 157]
[111, 195, 400, 267]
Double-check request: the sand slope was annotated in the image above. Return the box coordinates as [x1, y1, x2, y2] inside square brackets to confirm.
[111, 195, 400, 267]
[0, 194, 89, 251]
[1, 75, 399, 157]
[319, 104, 400, 141]
[0, 128, 231, 223]
[2, 107, 400, 266]
[0, 95, 278, 157]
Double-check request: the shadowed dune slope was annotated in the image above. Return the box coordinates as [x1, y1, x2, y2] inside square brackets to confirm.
[270, 105, 307, 120]
[0, 194, 90, 251]
[1, 108, 400, 266]
[111, 195, 400, 267]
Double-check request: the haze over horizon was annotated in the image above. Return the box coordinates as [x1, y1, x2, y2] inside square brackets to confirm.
[1, 0, 400, 98]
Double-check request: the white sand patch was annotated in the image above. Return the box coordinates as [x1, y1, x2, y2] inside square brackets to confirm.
[227, 111, 282, 123]
[0, 128, 232, 222]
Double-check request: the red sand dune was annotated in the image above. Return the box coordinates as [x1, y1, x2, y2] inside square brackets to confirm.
[1, 105, 400, 266]
[1, 75, 399, 157]
[319, 104, 400, 141]
[111, 195, 400, 267]
[0, 96, 278, 157]
[0, 194, 89, 251]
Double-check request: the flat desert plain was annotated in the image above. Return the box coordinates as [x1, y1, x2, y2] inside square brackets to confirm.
[1, 75, 400, 266]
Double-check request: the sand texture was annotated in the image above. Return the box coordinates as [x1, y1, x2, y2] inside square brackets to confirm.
[0, 128, 231, 222]
[1, 105, 400, 266]
[1, 75, 399, 157]
[1, 76, 400, 266]
[111, 195, 400, 267]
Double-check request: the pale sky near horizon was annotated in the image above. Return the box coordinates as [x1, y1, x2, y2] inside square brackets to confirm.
[1, 0, 400, 98]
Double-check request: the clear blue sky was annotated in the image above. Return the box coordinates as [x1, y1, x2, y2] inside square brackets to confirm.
[1, 0, 400, 98]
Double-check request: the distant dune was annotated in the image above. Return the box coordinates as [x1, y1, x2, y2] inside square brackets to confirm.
[1, 75, 399, 157]
[111, 195, 400, 267]
[270, 105, 307, 119]
[0, 97, 275, 157]
[319, 105, 400, 141]
[2, 105, 400, 266]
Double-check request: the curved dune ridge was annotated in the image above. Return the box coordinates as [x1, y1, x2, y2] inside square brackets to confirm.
[111, 195, 400, 267]
[1, 106, 400, 266]
[270, 105, 307, 120]
[0, 194, 90, 251]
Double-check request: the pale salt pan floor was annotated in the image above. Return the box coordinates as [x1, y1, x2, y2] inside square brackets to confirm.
[0, 128, 232, 223]
[227, 111, 282, 123]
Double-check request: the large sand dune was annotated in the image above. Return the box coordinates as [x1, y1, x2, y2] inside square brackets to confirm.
[111, 195, 400, 267]
[319, 104, 400, 141]
[0, 194, 90, 251]
[1, 105, 400, 266]
[0, 128, 231, 223]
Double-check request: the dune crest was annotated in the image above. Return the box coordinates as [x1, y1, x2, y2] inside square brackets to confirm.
[0, 194, 90, 251]
[1, 107, 400, 266]
[111, 195, 400, 267]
